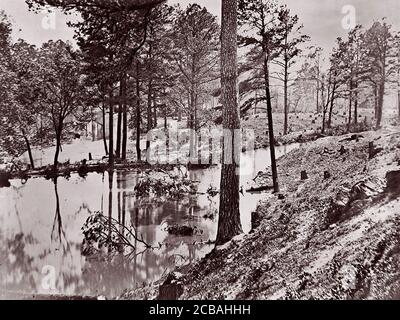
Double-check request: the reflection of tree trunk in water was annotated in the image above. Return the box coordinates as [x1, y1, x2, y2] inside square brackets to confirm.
[51, 178, 68, 252]
[122, 176, 126, 238]
[146, 207, 150, 280]
[107, 170, 114, 256]
[101, 172, 105, 213]
[117, 171, 121, 223]
[133, 206, 139, 284]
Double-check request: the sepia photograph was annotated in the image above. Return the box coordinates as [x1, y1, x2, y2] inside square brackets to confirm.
[0, 0, 400, 307]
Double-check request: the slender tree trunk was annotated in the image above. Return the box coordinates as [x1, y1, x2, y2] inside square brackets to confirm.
[102, 104, 109, 156]
[376, 81, 385, 129]
[146, 78, 153, 151]
[216, 0, 242, 246]
[374, 83, 378, 119]
[328, 83, 337, 129]
[164, 107, 167, 130]
[23, 134, 35, 169]
[189, 89, 196, 162]
[321, 79, 326, 133]
[153, 95, 157, 129]
[116, 79, 123, 159]
[283, 71, 288, 135]
[54, 135, 61, 172]
[354, 80, 358, 125]
[136, 61, 141, 162]
[109, 89, 114, 168]
[283, 48, 289, 135]
[21, 128, 34, 169]
[348, 80, 353, 132]
[264, 58, 279, 193]
[316, 67, 320, 113]
[121, 74, 128, 160]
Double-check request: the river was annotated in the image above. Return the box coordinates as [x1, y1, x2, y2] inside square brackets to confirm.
[0, 144, 299, 298]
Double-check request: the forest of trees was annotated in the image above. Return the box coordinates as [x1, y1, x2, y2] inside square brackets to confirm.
[1, 0, 400, 245]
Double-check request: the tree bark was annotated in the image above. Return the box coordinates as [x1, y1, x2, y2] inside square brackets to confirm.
[321, 78, 326, 133]
[164, 107, 167, 130]
[354, 80, 358, 125]
[102, 104, 109, 156]
[316, 60, 320, 114]
[348, 80, 352, 132]
[376, 80, 385, 129]
[216, 0, 242, 246]
[264, 58, 279, 193]
[54, 135, 61, 172]
[283, 40, 289, 135]
[23, 134, 35, 169]
[146, 78, 153, 151]
[109, 89, 114, 168]
[328, 82, 337, 129]
[116, 78, 123, 159]
[374, 84, 378, 119]
[153, 95, 157, 128]
[121, 74, 128, 160]
[136, 61, 142, 162]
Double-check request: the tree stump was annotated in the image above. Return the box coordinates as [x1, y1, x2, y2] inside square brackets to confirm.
[369, 142, 383, 159]
[251, 211, 263, 230]
[386, 170, 400, 196]
[157, 273, 184, 300]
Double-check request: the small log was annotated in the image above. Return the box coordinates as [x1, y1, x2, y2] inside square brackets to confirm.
[246, 185, 272, 193]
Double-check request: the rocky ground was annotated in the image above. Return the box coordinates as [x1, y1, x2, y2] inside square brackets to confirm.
[122, 126, 400, 300]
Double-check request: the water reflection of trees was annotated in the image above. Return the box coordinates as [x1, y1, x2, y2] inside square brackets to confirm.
[1, 169, 217, 297]
[77, 169, 216, 296]
[51, 177, 70, 253]
[0, 232, 39, 296]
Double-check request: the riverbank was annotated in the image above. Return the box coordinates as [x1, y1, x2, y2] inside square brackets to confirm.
[121, 126, 400, 300]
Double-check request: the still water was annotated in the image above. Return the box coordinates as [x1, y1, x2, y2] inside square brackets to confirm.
[0, 145, 298, 298]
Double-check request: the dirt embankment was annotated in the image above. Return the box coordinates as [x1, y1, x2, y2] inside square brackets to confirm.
[243, 113, 375, 150]
[124, 127, 400, 300]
